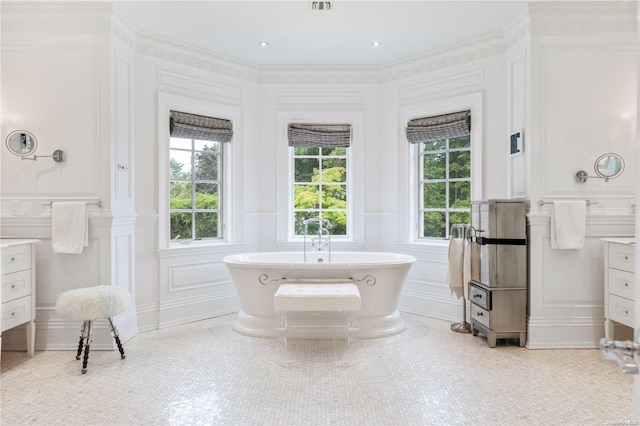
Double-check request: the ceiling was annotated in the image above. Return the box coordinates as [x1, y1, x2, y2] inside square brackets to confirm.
[114, 1, 527, 66]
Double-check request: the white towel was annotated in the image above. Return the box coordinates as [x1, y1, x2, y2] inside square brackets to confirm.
[550, 200, 586, 250]
[447, 236, 465, 299]
[52, 202, 88, 254]
[462, 238, 472, 299]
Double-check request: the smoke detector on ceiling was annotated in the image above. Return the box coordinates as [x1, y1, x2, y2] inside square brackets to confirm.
[310, 1, 332, 11]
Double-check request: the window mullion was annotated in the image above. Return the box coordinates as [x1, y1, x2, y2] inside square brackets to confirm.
[191, 138, 197, 239]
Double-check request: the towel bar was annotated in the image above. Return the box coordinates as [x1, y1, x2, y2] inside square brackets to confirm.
[41, 201, 104, 208]
[537, 200, 597, 207]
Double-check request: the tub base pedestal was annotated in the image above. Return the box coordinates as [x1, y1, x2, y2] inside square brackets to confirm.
[232, 310, 406, 339]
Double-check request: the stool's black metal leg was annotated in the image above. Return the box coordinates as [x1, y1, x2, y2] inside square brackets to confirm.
[108, 317, 126, 359]
[76, 321, 87, 360]
[81, 320, 92, 374]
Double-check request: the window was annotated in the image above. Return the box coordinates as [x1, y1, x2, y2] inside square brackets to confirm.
[407, 110, 471, 239]
[168, 110, 232, 242]
[289, 124, 350, 237]
[419, 135, 471, 238]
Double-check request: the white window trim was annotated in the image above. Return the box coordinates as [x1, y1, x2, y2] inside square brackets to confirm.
[158, 92, 243, 250]
[397, 92, 483, 243]
[275, 111, 365, 247]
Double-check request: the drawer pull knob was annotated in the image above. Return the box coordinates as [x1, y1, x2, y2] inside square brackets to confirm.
[476, 312, 484, 316]
[625, 282, 629, 287]
[10, 284, 15, 289]
[625, 256, 629, 260]
[625, 310, 629, 315]
[10, 312, 15, 316]
[473, 294, 482, 298]
[10, 257, 15, 262]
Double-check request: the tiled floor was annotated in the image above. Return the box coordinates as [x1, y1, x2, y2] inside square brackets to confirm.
[1, 313, 634, 425]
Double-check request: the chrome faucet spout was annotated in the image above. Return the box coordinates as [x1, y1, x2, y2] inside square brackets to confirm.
[302, 218, 332, 262]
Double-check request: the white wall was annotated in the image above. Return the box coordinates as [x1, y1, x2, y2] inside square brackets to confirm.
[0, 2, 636, 350]
[0, 4, 138, 349]
[522, 4, 637, 348]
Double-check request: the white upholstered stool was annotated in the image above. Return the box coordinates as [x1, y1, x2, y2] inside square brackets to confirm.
[273, 283, 361, 351]
[56, 285, 130, 374]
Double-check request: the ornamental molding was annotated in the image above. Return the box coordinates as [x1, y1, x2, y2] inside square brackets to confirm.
[133, 32, 260, 83]
[2, 2, 637, 84]
[1, 2, 112, 35]
[378, 32, 505, 83]
[528, 2, 637, 36]
[504, 9, 531, 51]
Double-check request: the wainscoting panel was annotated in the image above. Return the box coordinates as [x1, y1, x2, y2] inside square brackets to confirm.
[527, 212, 635, 349]
[157, 244, 244, 329]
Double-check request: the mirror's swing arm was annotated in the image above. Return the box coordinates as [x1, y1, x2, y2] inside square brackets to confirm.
[21, 149, 64, 162]
[575, 170, 609, 183]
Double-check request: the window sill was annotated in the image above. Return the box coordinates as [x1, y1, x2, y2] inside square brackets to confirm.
[157, 241, 246, 259]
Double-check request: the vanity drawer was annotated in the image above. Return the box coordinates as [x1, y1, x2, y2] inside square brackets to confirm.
[608, 294, 634, 328]
[1, 269, 31, 304]
[469, 283, 490, 310]
[608, 268, 635, 300]
[609, 244, 635, 273]
[1, 295, 32, 332]
[470, 304, 490, 329]
[1, 244, 32, 275]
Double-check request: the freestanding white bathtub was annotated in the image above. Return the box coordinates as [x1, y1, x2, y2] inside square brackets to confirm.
[222, 251, 416, 339]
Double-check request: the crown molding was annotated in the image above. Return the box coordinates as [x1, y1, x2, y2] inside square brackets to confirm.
[379, 31, 505, 83]
[1, 2, 113, 35]
[504, 8, 531, 51]
[529, 1, 637, 36]
[2, 1, 637, 85]
[134, 32, 260, 83]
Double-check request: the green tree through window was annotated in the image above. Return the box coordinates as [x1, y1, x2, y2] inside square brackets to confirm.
[293, 146, 348, 236]
[170, 138, 221, 241]
[420, 135, 471, 238]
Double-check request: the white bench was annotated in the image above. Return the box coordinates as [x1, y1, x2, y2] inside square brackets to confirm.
[273, 282, 361, 350]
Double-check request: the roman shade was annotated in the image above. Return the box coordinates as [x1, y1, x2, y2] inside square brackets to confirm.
[405, 110, 470, 144]
[288, 124, 351, 147]
[170, 110, 233, 143]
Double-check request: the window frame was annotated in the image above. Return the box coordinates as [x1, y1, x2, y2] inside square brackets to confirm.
[169, 136, 223, 241]
[397, 92, 483, 244]
[291, 143, 349, 238]
[158, 93, 242, 249]
[418, 135, 472, 239]
[276, 112, 364, 248]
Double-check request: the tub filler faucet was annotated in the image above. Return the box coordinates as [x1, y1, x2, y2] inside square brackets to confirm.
[303, 218, 332, 263]
[600, 330, 640, 374]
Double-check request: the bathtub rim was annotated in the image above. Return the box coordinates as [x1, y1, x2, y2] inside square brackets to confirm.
[222, 251, 417, 268]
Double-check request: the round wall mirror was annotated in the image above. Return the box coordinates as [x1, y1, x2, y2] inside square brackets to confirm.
[594, 153, 625, 180]
[6, 130, 37, 157]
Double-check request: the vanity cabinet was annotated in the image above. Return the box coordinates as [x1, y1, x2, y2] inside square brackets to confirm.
[1, 239, 39, 359]
[468, 199, 528, 348]
[603, 238, 635, 339]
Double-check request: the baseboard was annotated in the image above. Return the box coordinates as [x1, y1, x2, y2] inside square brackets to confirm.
[527, 316, 605, 349]
[399, 286, 463, 323]
[158, 291, 240, 329]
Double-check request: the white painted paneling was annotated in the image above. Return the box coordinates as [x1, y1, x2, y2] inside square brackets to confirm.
[114, 49, 133, 202]
[528, 212, 635, 348]
[507, 48, 527, 199]
[169, 261, 228, 291]
[541, 238, 604, 306]
[541, 45, 636, 198]
[1, 46, 101, 198]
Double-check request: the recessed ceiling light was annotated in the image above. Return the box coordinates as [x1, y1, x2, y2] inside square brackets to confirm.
[258, 41, 269, 47]
[372, 41, 381, 47]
